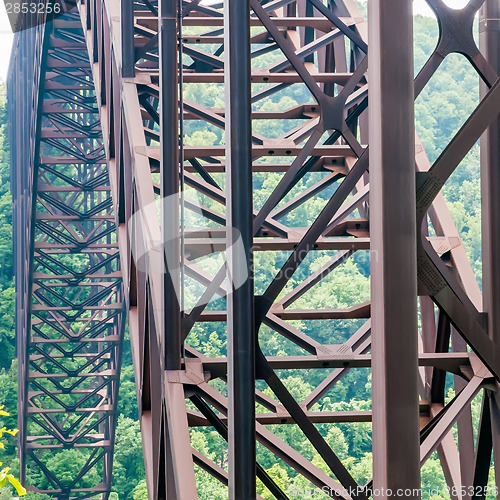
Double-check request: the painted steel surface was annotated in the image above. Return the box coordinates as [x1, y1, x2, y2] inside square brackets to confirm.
[8, 0, 500, 498]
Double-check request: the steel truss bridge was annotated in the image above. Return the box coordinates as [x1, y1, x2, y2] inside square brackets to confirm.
[7, 0, 500, 498]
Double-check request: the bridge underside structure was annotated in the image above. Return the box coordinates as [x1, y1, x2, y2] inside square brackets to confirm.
[8, 0, 500, 498]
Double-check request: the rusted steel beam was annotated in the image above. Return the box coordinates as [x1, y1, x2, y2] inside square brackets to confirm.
[201, 352, 472, 378]
[480, 1, 500, 492]
[369, 0, 420, 495]
[225, 0, 256, 497]
[159, 0, 182, 372]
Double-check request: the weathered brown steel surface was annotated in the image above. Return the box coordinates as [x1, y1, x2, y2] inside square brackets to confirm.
[8, 0, 500, 498]
[369, 0, 420, 493]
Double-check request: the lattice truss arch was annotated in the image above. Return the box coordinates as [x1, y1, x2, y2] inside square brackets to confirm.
[10, 0, 500, 498]
[10, 12, 125, 500]
[72, 0, 500, 497]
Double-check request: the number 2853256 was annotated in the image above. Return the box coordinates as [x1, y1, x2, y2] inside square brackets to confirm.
[5, 2, 61, 14]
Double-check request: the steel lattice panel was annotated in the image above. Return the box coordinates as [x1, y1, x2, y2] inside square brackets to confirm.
[10, 12, 125, 500]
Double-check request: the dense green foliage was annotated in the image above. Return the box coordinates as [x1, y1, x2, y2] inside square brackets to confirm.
[0, 8, 490, 499]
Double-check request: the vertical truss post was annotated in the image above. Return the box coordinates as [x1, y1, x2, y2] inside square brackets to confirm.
[225, 0, 255, 497]
[480, 0, 500, 349]
[159, 0, 181, 371]
[480, 0, 500, 489]
[369, 0, 420, 495]
[121, 0, 135, 77]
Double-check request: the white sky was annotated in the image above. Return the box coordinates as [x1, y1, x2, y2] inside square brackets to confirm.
[0, 0, 474, 81]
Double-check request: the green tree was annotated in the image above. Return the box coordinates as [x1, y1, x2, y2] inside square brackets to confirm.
[0, 406, 25, 496]
[111, 417, 145, 499]
[132, 480, 148, 500]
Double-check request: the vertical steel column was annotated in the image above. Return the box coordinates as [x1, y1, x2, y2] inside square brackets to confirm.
[369, 0, 420, 496]
[480, 0, 500, 489]
[224, 0, 256, 497]
[159, 0, 181, 371]
[121, 0, 135, 77]
[480, 2, 500, 347]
